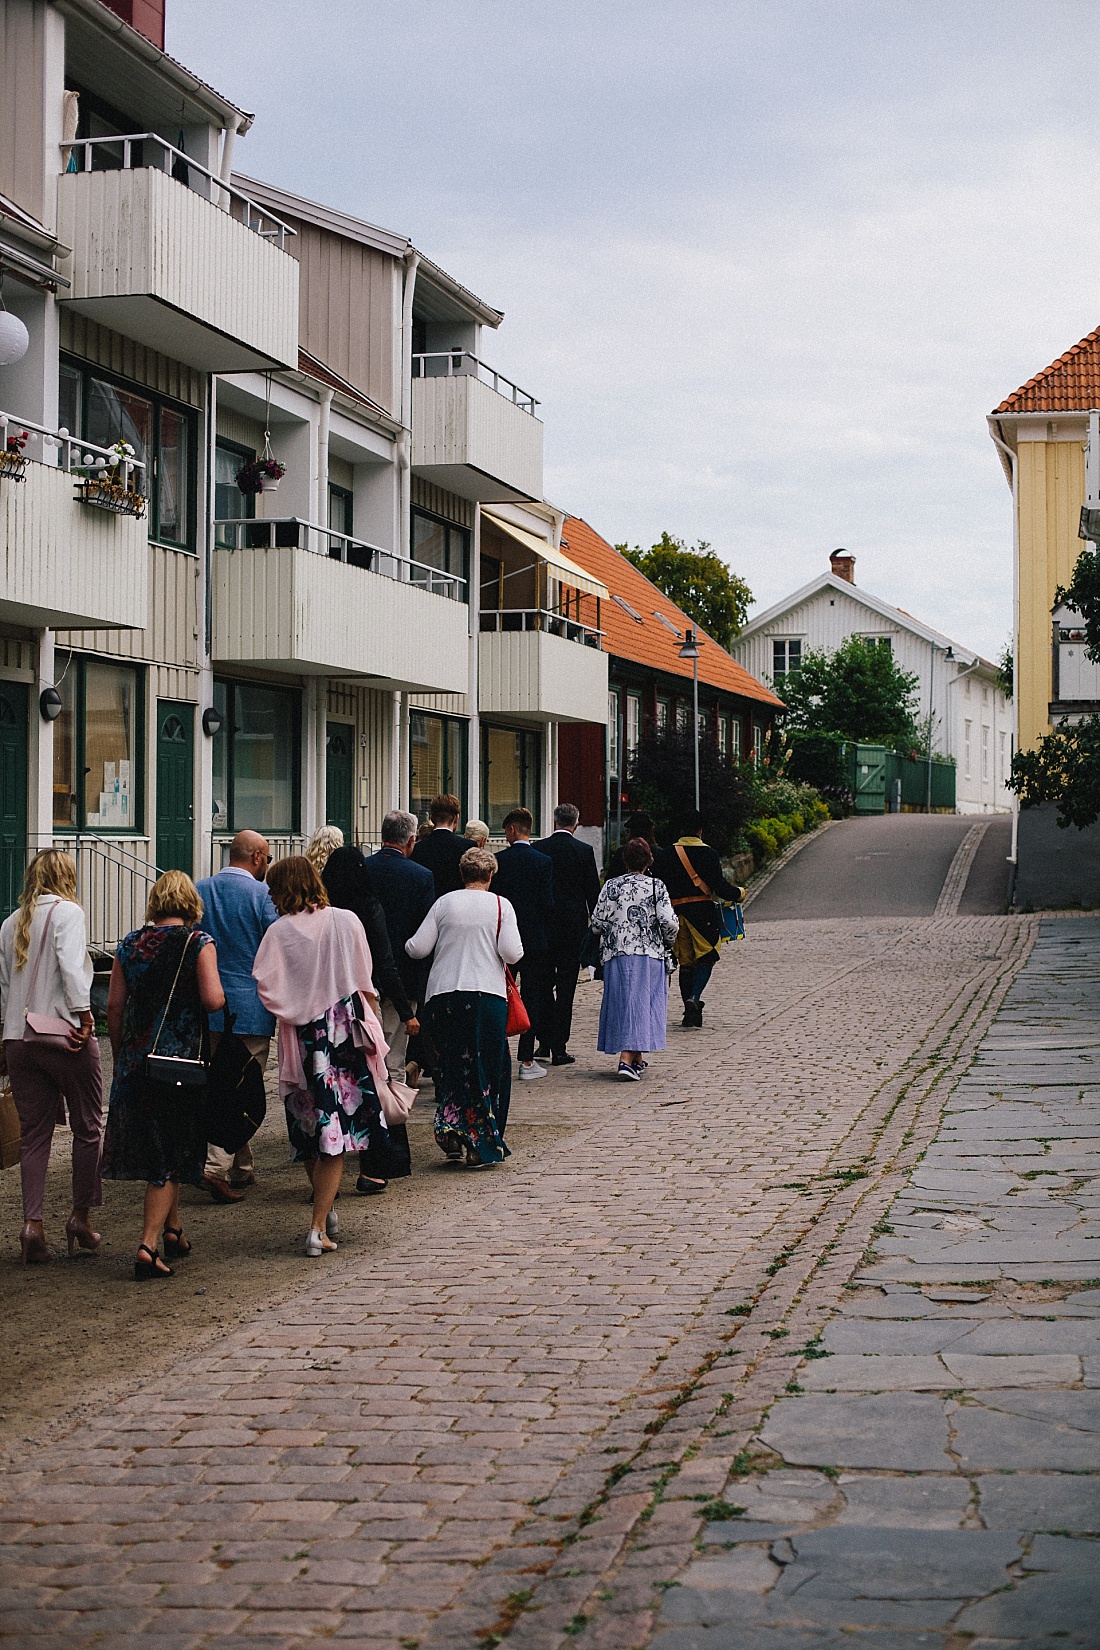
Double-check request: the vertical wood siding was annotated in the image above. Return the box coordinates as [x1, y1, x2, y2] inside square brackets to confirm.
[0, 0, 49, 229]
[57, 544, 197, 667]
[60, 311, 205, 406]
[326, 682, 393, 844]
[293, 224, 397, 415]
[411, 478, 472, 528]
[1017, 438, 1085, 751]
[478, 631, 608, 723]
[2, 459, 147, 629]
[411, 377, 543, 500]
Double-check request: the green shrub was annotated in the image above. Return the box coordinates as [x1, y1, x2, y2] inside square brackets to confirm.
[746, 823, 779, 863]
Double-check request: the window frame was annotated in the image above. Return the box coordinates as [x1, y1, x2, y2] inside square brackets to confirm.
[211, 677, 302, 836]
[480, 721, 542, 834]
[772, 638, 802, 685]
[410, 710, 468, 823]
[410, 505, 470, 604]
[52, 656, 145, 834]
[328, 482, 354, 540]
[60, 354, 200, 553]
[214, 436, 255, 546]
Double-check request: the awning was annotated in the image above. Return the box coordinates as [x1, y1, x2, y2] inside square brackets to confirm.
[483, 511, 608, 601]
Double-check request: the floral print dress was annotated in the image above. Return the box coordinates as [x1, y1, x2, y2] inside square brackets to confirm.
[284, 992, 402, 1170]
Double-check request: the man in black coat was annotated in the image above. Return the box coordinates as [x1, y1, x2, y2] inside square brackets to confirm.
[532, 802, 601, 1065]
[412, 792, 467, 897]
[653, 807, 744, 1028]
[490, 806, 554, 1079]
[365, 808, 437, 1095]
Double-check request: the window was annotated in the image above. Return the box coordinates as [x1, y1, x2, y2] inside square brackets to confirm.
[981, 725, 990, 781]
[654, 611, 682, 639]
[214, 438, 254, 546]
[676, 701, 691, 735]
[410, 712, 467, 823]
[964, 719, 973, 779]
[731, 718, 743, 760]
[481, 724, 541, 833]
[212, 680, 300, 834]
[411, 508, 469, 602]
[999, 731, 1006, 783]
[625, 692, 642, 760]
[752, 724, 763, 764]
[60, 357, 197, 550]
[858, 635, 892, 654]
[656, 697, 670, 733]
[718, 715, 728, 757]
[612, 594, 643, 623]
[608, 690, 621, 778]
[52, 658, 143, 831]
[329, 483, 354, 540]
[772, 639, 802, 683]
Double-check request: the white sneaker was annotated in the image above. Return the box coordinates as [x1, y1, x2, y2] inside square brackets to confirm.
[326, 1208, 339, 1239]
[519, 1061, 547, 1080]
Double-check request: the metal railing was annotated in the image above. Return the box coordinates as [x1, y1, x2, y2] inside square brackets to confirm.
[479, 607, 604, 648]
[17, 835, 161, 957]
[412, 351, 538, 415]
[214, 517, 468, 601]
[0, 409, 146, 491]
[61, 134, 295, 248]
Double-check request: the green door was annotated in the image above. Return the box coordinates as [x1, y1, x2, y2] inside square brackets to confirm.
[326, 723, 354, 842]
[155, 702, 194, 874]
[851, 743, 887, 815]
[0, 680, 28, 920]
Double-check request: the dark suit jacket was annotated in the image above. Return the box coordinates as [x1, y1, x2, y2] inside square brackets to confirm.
[412, 827, 467, 899]
[491, 841, 554, 956]
[362, 844, 436, 1000]
[652, 838, 744, 952]
[532, 831, 601, 950]
[321, 847, 415, 1021]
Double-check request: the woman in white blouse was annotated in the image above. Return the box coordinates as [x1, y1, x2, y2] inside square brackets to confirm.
[0, 850, 102, 1264]
[406, 846, 522, 1166]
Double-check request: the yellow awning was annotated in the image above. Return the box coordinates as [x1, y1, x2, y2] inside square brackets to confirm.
[482, 512, 609, 601]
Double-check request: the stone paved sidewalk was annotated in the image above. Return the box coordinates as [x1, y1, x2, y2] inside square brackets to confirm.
[0, 914, 1040, 1646]
[648, 918, 1100, 1650]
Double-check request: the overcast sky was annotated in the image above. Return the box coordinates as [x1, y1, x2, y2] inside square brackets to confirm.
[170, 1, 1100, 660]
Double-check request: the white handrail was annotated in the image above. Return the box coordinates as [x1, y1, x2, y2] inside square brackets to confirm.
[412, 351, 538, 415]
[480, 607, 604, 646]
[1, 408, 146, 491]
[61, 134, 296, 248]
[213, 516, 468, 598]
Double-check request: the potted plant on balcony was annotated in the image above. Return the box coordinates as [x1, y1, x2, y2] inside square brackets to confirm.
[0, 429, 28, 482]
[235, 454, 286, 495]
[75, 439, 147, 519]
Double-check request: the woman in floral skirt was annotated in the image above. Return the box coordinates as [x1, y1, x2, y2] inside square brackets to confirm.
[591, 838, 678, 1080]
[252, 856, 409, 1255]
[405, 846, 522, 1166]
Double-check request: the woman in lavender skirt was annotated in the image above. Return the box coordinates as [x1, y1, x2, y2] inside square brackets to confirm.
[591, 838, 678, 1081]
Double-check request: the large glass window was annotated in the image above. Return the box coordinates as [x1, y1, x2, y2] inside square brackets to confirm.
[60, 357, 198, 550]
[52, 658, 143, 832]
[411, 509, 469, 602]
[410, 712, 467, 823]
[772, 638, 802, 685]
[481, 725, 541, 834]
[212, 680, 300, 834]
[625, 692, 642, 761]
[214, 439, 254, 547]
[607, 689, 621, 780]
[329, 483, 354, 539]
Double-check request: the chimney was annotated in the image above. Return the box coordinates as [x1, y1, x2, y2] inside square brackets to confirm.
[101, 0, 166, 48]
[830, 549, 856, 585]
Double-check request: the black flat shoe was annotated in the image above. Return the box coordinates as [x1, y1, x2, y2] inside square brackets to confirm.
[134, 1243, 172, 1281]
[354, 1176, 387, 1196]
[551, 1053, 576, 1066]
[534, 1047, 552, 1060]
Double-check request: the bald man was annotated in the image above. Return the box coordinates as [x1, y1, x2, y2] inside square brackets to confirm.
[196, 831, 277, 1201]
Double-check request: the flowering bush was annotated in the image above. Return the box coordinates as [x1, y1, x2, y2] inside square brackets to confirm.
[5, 430, 28, 454]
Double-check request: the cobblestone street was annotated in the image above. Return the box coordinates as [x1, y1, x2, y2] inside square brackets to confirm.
[0, 907, 1071, 1647]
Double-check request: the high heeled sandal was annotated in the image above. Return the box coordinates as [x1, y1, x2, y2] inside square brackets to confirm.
[162, 1225, 191, 1259]
[65, 1215, 101, 1258]
[134, 1243, 173, 1281]
[19, 1223, 50, 1265]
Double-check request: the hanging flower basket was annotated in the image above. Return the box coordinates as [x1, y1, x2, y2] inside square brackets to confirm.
[236, 456, 286, 496]
[1, 430, 28, 481]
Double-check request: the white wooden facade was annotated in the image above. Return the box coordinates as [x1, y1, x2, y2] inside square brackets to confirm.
[734, 566, 1013, 814]
[411, 374, 544, 504]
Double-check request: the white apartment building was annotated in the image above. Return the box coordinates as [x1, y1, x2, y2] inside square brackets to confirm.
[0, 0, 608, 944]
[733, 552, 1013, 814]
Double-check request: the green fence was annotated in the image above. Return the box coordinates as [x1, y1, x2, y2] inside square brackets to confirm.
[847, 745, 956, 813]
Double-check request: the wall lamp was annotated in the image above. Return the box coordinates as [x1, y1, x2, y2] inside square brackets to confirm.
[39, 687, 63, 721]
[202, 705, 224, 737]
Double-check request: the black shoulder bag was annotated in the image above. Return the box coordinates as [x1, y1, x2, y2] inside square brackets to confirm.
[145, 931, 208, 1088]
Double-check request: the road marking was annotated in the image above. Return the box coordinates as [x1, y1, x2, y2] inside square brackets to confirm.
[933, 821, 990, 918]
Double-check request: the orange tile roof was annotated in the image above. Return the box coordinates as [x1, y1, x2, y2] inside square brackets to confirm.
[993, 326, 1100, 414]
[560, 517, 783, 707]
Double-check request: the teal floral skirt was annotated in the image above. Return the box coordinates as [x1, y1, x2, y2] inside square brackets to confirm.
[426, 991, 511, 1164]
[284, 993, 402, 1171]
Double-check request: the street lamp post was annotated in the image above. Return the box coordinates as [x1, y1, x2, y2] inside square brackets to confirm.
[679, 629, 702, 812]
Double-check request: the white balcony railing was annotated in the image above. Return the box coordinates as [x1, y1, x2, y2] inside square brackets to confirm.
[62, 134, 295, 248]
[0, 410, 146, 491]
[412, 351, 538, 415]
[479, 607, 603, 649]
[214, 517, 467, 601]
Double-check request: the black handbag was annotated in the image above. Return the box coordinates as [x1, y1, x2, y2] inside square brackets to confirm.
[579, 924, 601, 970]
[145, 931, 208, 1089]
[206, 1014, 267, 1152]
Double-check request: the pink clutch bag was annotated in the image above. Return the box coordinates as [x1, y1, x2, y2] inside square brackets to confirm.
[24, 1011, 77, 1044]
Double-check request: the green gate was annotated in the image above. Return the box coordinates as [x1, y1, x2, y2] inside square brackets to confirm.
[850, 743, 887, 814]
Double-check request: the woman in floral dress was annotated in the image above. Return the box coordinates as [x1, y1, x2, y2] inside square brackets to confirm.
[252, 856, 408, 1256]
[591, 838, 678, 1081]
[405, 846, 523, 1166]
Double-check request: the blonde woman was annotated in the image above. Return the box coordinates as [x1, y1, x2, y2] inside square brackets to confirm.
[463, 820, 490, 847]
[305, 825, 344, 879]
[103, 871, 225, 1281]
[0, 850, 101, 1265]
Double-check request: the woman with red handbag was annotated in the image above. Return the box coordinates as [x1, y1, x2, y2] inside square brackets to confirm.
[405, 846, 523, 1166]
[0, 849, 102, 1265]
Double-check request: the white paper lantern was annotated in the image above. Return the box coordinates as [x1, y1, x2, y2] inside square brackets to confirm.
[0, 310, 30, 367]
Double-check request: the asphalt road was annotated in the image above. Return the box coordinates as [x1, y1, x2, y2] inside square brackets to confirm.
[748, 813, 1014, 920]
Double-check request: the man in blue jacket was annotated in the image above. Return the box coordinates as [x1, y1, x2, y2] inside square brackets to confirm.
[491, 807, 554, 1080]
[196, 830, 277, 1201]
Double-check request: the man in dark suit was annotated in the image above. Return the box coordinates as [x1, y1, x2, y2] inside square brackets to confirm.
[532, 802, 601, 1066]
[490, 806, 554, 1080]
[363, 809, 436, 1087]
[412, 792, 467, 897]
[653, 807, 745, 1028]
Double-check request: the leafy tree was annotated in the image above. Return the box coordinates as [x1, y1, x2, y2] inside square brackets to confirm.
[996, 641, 1013, 701]
[786, 729, 851, 806]
[1059, 543, 1100, 660]
[616, 532, 752, 650]
[626, 726, 754, 853]
[1008, 717, 1100, 829]
[780, 636, 921, 751]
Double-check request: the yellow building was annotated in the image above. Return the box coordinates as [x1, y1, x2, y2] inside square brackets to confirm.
[989, 329, 1100, 752]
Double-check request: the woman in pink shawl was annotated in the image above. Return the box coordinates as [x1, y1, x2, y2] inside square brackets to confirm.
[253, 856, 411, 1256]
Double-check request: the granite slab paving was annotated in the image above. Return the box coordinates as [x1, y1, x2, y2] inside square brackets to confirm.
[650, 918, 1100, 1650]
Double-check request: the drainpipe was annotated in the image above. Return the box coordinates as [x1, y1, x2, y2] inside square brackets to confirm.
[315, 387, 333, 533]
[218, 123, 237, 210]
[987, 418, 1020, 875]
[394, 249, 420, 813]
[468, 501, 481, 818]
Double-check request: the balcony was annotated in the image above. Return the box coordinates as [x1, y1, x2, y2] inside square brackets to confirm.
[212, 519, 470, 694]
[0, 415, 147, 629]
[411, 353, 543, 503]
[56, 137, 298, 372]
[479, 611, 608, 724]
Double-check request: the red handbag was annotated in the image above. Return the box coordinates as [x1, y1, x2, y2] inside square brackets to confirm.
[496, 897, 530, 1038]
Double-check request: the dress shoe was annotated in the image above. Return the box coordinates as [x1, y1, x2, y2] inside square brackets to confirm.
[355, 1176, 387, 1195]
[65, 1214, 102, 1257]
[201, 1175, 245, 1204]
[19, 1223, 50, 1265]
[551, 1053, 576, 1067]
[228, 1169, 256, 1188]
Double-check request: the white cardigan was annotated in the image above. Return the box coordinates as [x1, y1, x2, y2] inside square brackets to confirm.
[0, 894, 93, 1039]
[406, 889, 523, 1001]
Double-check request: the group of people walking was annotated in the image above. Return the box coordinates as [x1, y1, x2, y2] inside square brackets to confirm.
[0, 797, 742, 1275]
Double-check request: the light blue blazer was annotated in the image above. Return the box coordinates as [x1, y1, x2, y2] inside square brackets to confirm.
[196, 867, 278, 1036]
